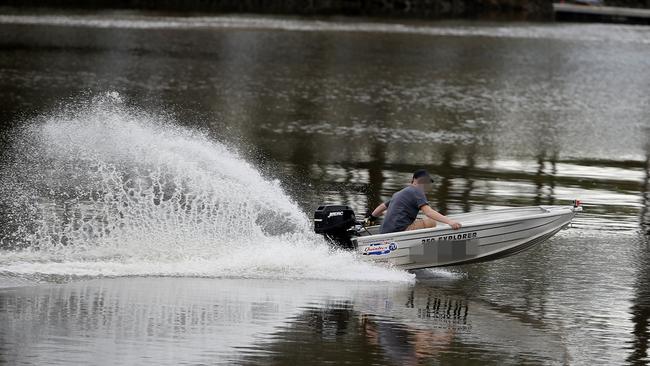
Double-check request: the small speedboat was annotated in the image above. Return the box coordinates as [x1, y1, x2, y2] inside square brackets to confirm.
[313, 201, 582, 270]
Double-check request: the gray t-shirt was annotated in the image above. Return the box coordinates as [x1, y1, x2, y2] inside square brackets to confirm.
[380, 185, 429, 234]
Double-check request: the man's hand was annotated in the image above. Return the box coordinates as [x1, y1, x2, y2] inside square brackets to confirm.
[364, 214, 378, 226]
[421, 206, 461, 230]
[448, 220, 462, 230]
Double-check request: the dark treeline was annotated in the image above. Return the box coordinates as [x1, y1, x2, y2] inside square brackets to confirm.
[2, 0, 552, 19]
[3, 0, 650, 20]
[606, 0, 650, 7]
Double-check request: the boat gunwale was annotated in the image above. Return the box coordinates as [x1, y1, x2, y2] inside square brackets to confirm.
[354, 205, 577, 245]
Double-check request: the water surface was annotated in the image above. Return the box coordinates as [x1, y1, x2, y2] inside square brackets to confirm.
[0, 11, 649, 365]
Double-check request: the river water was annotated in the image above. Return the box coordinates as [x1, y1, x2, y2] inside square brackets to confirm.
[0, 11, 649, 365]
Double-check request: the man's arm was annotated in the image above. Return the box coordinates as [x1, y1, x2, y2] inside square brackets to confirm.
[371, 203, 388, 217]
[364, 203, 388, 226]
[421, 205, 462, 230]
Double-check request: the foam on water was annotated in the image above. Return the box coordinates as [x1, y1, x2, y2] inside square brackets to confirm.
[412, 267, 468, 280]
[0, 92, 413, 283]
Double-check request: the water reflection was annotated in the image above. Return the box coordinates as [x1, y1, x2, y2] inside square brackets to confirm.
[432, 145, 454, 215]
[241, 283, 570, 365]
[627, 136, 650, 364]
[533, 150, 558, 206]
[0, 278, 405, 365]
[628, 236, 650, 364]
[641, 139, 650, 235]
[0, 277, 580, 365]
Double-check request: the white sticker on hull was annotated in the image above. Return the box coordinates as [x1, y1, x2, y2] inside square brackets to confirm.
[363, 240, 398, 256]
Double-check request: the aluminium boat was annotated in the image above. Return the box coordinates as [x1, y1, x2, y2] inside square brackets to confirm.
[313, 202, 582, 270]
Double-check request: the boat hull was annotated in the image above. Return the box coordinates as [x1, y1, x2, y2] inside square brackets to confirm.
[354, 206, 579, 270]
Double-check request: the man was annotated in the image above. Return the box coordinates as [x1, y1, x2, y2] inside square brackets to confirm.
[366, 169, 461, 234]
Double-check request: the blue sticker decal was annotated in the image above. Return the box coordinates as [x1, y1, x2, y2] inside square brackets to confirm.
[363, 241, 398, 256]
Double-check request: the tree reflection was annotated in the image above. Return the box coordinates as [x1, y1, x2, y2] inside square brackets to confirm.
[641, 140, 650, 235]
[534, 150, 558, 207]
[433, 145, 455, 215]
[627, 239, 650, 364]
[367, 141, 386, 210]
[627, 138, 650, 364]
[459, 143, 478, 213]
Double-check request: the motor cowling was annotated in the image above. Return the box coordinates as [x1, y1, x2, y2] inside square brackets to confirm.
[314, 205, 357, 248]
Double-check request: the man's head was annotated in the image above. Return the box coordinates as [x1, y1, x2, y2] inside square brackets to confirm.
[411, 169, 434, 190]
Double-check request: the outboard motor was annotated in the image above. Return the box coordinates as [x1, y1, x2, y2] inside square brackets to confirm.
[313, 205, 358, 249]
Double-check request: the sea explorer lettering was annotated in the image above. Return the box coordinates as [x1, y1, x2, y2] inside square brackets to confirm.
[421, 232, 478, 244]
